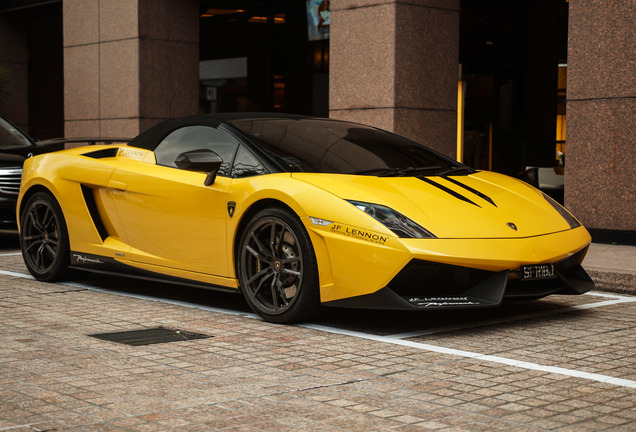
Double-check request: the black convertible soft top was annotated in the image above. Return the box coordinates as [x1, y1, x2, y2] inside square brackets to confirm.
[128, 113, 308, 151]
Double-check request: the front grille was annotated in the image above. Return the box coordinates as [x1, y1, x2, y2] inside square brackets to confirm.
[0, 167, 22, 196]
[387, 260, 494, 297]
[555, 247, 587, 275]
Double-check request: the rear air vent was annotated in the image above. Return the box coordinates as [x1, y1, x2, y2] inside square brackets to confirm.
[82, 148, 119, 159]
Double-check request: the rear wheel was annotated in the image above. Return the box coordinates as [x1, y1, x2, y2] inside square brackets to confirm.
[20, 191, 73, 281]
[237, 207, 320, 323]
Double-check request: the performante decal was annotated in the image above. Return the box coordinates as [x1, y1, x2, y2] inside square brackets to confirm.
[72, 253, 104, 265]
[117, 147, 146, 160]
[329, 224, 388, 245]
[407, 296, 482, 307]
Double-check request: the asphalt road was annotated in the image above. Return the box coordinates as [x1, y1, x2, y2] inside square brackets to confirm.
[1, 230, 635, 431]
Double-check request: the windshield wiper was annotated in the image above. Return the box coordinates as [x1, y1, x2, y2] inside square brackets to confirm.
[435, 166, 476, 176]
[354, 166, 442, 177]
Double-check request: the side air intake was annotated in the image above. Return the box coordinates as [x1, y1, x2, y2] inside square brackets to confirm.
[81, 185, 109, 241]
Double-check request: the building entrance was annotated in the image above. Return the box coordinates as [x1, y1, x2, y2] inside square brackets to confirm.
[199, 1, 329, 117]
[0, 1, 63, 139]
[459, 0, 569, 186]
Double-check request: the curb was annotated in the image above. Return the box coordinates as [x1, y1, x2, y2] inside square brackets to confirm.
[587, 269, 636, 296]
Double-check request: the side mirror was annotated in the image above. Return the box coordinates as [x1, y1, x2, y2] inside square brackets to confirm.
[174, 149, 223, 186]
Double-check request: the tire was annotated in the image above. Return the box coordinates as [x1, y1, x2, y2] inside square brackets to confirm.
[237, 207, 320, 323]
[20, 191, 73, 282]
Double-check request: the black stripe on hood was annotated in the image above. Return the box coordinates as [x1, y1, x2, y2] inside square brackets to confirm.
[441, 176, 497, 207]
[418, 177, 481, 207]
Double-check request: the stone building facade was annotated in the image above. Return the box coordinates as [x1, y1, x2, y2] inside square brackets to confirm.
[0, 0, 633, 241]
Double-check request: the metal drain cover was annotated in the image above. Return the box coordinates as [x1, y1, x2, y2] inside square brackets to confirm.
[89, 327, 212, 346]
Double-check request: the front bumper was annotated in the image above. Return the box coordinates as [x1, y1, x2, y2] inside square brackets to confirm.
[308, 221, 593, 308]
[324, 247, 593, 310]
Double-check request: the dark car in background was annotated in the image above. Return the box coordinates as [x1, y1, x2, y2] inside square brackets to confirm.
[0, 116, 63, 228]
[0, 115, 129, 228]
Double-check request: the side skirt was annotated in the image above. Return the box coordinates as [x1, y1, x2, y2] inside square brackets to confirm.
[69, 251, 240, 294]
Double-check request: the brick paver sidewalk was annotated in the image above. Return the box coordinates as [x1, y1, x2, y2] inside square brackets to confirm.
[1, 250, 635, 431]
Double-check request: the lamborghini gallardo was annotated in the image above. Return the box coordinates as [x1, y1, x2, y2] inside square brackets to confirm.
[17, 114, 594, 323]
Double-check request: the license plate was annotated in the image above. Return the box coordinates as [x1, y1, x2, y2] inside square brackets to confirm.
[521, 263, 556, 281]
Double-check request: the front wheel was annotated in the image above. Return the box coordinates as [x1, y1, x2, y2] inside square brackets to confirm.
[20, 191, 73, 282]
[237, 207, 320, 323]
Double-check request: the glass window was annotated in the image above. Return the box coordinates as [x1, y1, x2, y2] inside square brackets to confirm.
[154, 126, 239, 176]
[0, 117, 33, 150]
[231, 145, 268, 178]
[227, 118, 461, 175]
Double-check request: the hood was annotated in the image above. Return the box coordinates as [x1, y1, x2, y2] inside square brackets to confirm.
[0, 140, 65, 168]
[292, 171, 575, 239]
[0, 152, 26, 167]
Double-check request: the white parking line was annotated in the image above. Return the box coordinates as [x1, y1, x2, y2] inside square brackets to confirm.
[0, 269, 29, 278]
[0, 424, 49, 432]
[585, 291, 634, 300]
[301, 323, 636, 389]
[1, 268, 635, 389]
[0, 252, 21, 257]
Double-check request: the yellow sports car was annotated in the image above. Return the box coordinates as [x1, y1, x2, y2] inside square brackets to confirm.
[17, 114, 594, 323]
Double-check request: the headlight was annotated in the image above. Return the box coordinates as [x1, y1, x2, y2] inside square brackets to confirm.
[543, 193, 581, 229]
[347, 200, 436, 239]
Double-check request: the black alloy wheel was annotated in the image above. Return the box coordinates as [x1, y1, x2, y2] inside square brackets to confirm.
[20, 191, 72, 281]
[238, 207, 319, 323]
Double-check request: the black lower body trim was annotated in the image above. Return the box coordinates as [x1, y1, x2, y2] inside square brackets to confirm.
[69, 251, 239, 293]
[325, 250, 594, 310]
[325, 270, 509, 310]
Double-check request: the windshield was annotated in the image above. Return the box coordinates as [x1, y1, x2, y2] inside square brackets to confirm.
[0, 117, 33, 150]
[227, 117, 465, 175]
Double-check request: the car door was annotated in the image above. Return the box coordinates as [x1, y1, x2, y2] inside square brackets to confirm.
[107, 125, 240, 278]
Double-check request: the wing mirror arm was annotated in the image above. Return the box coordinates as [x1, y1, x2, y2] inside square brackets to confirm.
[204, 171, 217, 187]
[174, 149, 223, 186]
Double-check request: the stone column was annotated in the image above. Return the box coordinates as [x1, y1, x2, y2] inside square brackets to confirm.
[63, 0, 199, 139]
[566, 0, 635, 232]
[329, 0, 459, 158]
[0, 15, 28, 131]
